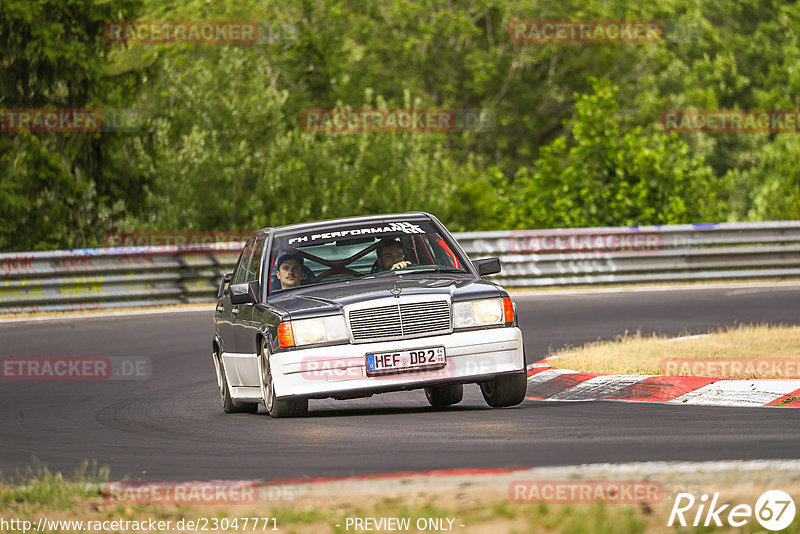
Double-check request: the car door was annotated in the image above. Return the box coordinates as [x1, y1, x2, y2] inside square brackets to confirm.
[232, 232, 266, 387]
[220, 234, 257, 388]
[215, 236, 253, 355]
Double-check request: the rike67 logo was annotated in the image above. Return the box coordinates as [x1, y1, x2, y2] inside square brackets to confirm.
[669, 490, 796, 531]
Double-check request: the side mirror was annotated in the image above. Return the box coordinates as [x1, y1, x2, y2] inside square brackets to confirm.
[229, 282, 252, 304]
[230, 280, 260, 305]
[217, 273, 232, 299]
[472, 257, 501, 276]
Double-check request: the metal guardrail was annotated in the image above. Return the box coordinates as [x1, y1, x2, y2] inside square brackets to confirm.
[0, 245, 241, 314]
[455, 221, 800, 286]
[1, 221, 799, 314]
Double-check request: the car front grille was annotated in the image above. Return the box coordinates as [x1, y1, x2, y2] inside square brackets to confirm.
[348, 300, 452, 342]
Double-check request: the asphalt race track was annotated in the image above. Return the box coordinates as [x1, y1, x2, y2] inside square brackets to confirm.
[1, 283, 799, 482]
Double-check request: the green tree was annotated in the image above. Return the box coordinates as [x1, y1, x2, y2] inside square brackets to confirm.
[509, 79, 719, 229]
[0, 0, 145, 251]
[727, 134, 800, 220]
[7, 0, 800, 251]
[120, 46, 502, 232]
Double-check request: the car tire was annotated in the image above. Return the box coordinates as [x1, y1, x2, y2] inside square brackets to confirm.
[261, 341, 308, 418]
[480, 371, 527, 408]
[424, 384, 463, 407]
[215, 350, 258, 414]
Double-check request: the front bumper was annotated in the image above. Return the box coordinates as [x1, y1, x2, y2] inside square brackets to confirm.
[271, 326, 524, 399]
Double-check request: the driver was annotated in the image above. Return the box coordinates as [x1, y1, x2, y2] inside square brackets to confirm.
[372, 238, 411, 272]
[275, 253, 306, 289]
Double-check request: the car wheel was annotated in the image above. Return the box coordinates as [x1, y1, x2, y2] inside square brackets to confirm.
[261, 341, 308, 418]
[424, 384, 463, 407]
[480, 371, 527, 408]
[215, 350, 258, 414]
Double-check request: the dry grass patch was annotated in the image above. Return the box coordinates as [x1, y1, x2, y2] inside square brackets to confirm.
[548, 324, 800, 379]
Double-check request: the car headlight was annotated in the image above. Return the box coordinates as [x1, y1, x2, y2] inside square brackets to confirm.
[453, 297, 514, 328]
[278, 315, 349, 347]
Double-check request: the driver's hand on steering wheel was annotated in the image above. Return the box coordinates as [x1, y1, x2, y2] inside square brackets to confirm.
[390, 260, 412, 270]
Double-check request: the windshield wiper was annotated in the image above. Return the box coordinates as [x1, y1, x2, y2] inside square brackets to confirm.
[392, 267, 465, 275]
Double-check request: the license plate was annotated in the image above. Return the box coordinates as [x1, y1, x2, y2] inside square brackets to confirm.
[365, 346, 446, 377]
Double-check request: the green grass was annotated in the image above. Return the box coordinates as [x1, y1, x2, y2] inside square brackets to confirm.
[0, 460, 107, 512]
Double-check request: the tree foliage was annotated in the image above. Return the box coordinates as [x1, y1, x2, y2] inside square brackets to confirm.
[508, 79, 719, 229]
[2, 0, 799, 251]
[0, 0, 144, 250]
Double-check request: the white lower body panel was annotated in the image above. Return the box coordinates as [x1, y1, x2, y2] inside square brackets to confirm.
[271, 327, 524, 399]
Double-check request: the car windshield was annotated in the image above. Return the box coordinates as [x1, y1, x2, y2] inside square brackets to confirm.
[267, 219, 469, 293]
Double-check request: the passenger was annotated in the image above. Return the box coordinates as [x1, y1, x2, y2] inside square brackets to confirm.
[372, 238, 411, 272]
[275, 253, 306, 289]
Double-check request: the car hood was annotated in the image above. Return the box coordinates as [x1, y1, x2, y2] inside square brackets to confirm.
[266, 275, 503, 318]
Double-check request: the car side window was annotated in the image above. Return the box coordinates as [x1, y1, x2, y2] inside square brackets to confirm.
[245, 235, 265, 283]
[232, 235, 256, 285]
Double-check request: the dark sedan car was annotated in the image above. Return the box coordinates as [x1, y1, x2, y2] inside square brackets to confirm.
[212, 212, 527, 417]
